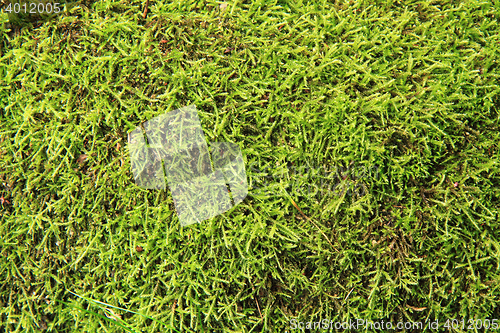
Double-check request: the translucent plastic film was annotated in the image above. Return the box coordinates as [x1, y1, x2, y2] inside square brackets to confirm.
[128, 105, 248, 226]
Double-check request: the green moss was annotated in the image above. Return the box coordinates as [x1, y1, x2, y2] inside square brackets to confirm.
[1, 0, 499, 331]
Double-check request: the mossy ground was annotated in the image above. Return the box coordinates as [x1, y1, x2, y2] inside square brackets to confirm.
[1, 0, 500, 331]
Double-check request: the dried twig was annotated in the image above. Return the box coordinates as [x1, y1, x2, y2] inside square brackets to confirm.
[254, 296, 263, 320]
[250, 281, 263, 321]
[104, 308, 122, 321]
[281, 185, 338, 252]
[142, 0, 149, 19]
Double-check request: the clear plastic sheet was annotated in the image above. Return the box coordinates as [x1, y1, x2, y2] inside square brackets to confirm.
[128, 105, 248, 226]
